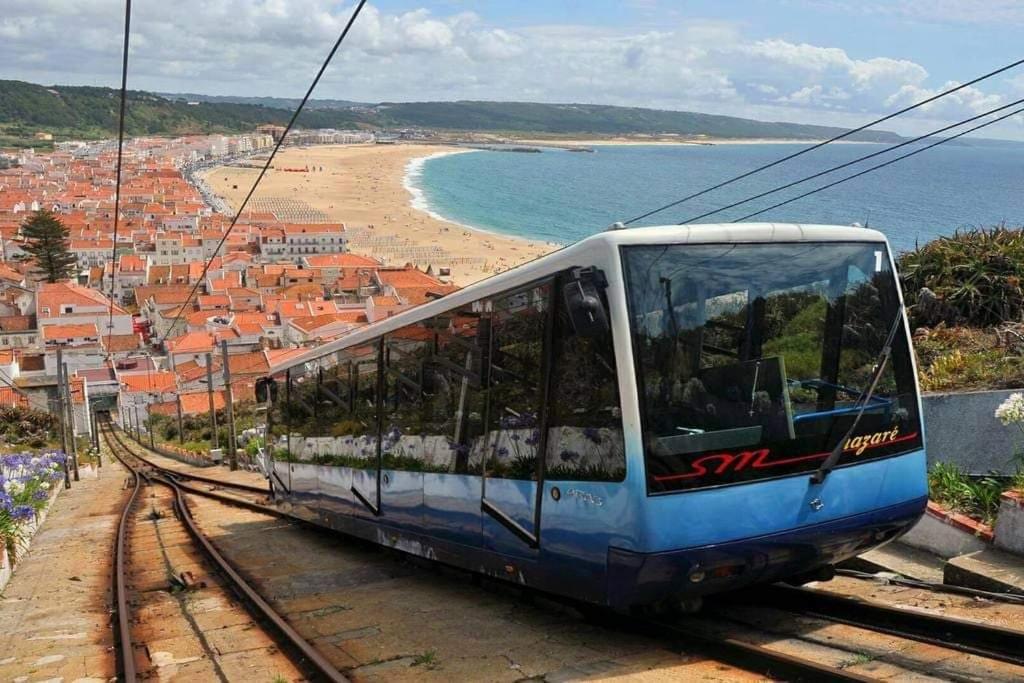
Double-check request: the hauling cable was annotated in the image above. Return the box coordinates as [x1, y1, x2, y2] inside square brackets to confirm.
[621, 56, 1024, 226]
[156, 0, 368, 347]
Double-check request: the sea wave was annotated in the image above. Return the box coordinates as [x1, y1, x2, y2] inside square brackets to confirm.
[402, 149, 480, 227]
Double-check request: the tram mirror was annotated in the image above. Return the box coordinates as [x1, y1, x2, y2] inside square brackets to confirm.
[255, 377, 278, 403]
[563, 267, 610, 338]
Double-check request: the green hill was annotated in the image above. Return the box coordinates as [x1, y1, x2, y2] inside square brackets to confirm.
[1, 78, 908, 145]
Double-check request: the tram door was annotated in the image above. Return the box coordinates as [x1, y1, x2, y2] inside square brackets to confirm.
[480, 283, 551, 559]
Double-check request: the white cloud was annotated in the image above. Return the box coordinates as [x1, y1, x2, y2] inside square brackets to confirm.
[0, 1, 1015, 137]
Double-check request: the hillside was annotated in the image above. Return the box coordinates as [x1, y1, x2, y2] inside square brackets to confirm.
[0, 80, 364, 142]
[0, 78, 909, 144]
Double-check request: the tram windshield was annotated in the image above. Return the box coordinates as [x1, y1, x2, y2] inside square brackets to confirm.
[623, 242, 923, 493]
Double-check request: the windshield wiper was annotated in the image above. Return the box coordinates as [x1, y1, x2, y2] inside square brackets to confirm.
[810, 308, 905, 485]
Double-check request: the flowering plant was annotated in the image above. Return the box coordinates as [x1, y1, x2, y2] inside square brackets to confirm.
[1, 451, 65, 561]
[995, 394, 1024, 490]
[996, 393, 1024, 429]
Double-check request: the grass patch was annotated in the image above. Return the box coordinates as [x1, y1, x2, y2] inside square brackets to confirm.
[412, 650, 439, 669]
[838, 651, 878, 669]
[928, 462, 1006, 526]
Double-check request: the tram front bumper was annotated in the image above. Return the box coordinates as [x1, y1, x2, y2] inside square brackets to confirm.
[606, 496, 926, 608]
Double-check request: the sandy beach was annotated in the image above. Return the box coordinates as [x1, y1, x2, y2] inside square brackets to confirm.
[201, 144, 554, 285]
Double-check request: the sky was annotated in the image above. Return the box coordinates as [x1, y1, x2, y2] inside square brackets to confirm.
[2, 0, 1023, 140]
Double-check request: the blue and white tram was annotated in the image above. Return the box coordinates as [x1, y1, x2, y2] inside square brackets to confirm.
[259, 223, 926, 609]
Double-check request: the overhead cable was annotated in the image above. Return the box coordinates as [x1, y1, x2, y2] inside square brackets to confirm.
[107, 0, 133, 351]
[156, 0, 368, 346]
[679, 96, 1024, 224]
[732, 103, 1024, 222]
[622, 56, 1024, 226]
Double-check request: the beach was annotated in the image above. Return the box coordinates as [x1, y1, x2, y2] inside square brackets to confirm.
[200, 144, 554, 285]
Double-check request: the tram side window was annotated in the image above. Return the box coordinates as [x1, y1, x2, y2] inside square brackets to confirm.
[485, 283, 549, 480]
[381, 324, 435, 471]
[332, 341, 380, 469]
[313, 350, 354, 462]
[545, 285, 625, 482]
[266, 371, 290, 464]
[285, 361, 321, 462]
[430, 307, 489, 474]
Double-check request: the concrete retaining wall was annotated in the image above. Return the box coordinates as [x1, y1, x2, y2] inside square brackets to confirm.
[900, 511, 990, 558]
[994, 491, 1024, 556]
[923, 389, 1023, 474]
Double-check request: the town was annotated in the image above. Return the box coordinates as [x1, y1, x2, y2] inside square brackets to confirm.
[0, 128, 459, 459]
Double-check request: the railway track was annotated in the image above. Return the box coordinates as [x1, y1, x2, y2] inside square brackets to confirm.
[104, 421, 347, 682]
[104, 422, 1024, 681]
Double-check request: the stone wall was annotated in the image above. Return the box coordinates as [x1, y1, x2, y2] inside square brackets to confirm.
[922, 389, 1022, 474]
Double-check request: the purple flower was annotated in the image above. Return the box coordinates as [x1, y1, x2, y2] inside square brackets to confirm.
[559, 450, 581, 463]
[583, 428, 603, 445]
[10, 505, 34, 521]
[497, 447, 509, 458]
[525, 430, 540, 447]
[32, 489, 48, 502]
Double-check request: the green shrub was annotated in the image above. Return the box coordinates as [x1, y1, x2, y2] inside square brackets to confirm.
[899, 226, 1024, 328]
[928, 462, 1006, 526]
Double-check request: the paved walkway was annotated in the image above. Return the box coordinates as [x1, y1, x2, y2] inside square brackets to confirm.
[0, 460, 128, 682]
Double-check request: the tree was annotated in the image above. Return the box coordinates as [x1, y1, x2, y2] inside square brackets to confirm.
[20, 209, 77, 283]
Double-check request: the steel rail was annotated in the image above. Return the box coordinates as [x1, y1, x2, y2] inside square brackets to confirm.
[643, 616, 874, 682]
[111, 426, 267, 494]
[101, 422, 348, 682]
[158, 473, 348, 683]
[110, 442, 143, 682]
[739, 584, 1024, 667]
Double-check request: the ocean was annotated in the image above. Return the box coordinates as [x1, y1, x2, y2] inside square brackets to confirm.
[410, 142, 1024, 253]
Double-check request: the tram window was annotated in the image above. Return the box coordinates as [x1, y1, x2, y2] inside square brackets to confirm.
[285, 360, 321, 462]
[381, 324, 435, 471]
[546, 279, 625, 482]
[624, 243, 923, 493]
[321, 341, 379, 469]
[431, 307, 489, 474]
[266, 371, 290, 465]
[485, 283, 550, 480]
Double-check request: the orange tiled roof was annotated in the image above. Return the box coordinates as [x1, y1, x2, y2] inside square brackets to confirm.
[120, 371, 177, 393]
[43, 323, 99, 339]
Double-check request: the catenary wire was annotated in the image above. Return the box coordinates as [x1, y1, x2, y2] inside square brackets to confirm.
[677, 96, 1024, 225]
[622, 56, 1024, 226]
[156, 0, 368, 346]
[107, 0, 133, 352]
[732, 103, 1024, 222]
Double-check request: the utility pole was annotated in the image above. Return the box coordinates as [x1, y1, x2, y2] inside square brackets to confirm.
[55, 347, 67, 454]
[91, 409, 101, 468]
[54, 347, 71, 488]
[134, 404, 141, 441]
[206, 352, 218, 449]
[63, 361, 79, 482]
[221, 340, 237, 470]
[176, 394, 185, 445]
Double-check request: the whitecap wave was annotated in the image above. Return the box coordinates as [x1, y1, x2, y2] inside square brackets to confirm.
[402, 149, 482, 228]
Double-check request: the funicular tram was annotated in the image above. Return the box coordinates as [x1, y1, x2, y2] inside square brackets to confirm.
[256, 223, 926, 610]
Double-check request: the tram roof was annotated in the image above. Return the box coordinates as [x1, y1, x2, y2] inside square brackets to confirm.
[606, 222, 887, 246]
[271, 223, 889, 372]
